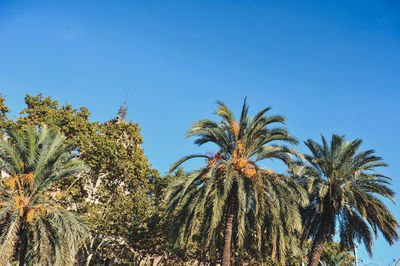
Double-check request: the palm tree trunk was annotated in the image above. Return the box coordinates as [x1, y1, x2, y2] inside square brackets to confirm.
[308, 225, 328, 266]
[308, 206, 333, 266]
[222, 211, 234, 266]
[19, 224, 28, 266]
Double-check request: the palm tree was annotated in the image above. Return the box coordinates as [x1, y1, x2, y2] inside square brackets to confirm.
[165, 99, 308, 265]
[0, 125, 89, 265]
[301, 135, 399, 266]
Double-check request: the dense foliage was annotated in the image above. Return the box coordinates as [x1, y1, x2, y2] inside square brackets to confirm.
[0, 94, 397, 265]
[0, 94, 164, 264]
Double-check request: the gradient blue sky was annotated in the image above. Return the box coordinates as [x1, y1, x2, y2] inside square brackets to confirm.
[0, 0, 399, 264]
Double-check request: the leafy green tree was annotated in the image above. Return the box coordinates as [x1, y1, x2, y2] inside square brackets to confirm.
[301, 135, 399, 266]
[13, 94, 96, 205]
[15, 94, 94, 147]
[0, 125, 88, 265]
[78, 120, 161, 265]
[165, 99, 308, 265]
[1, 94, 163, 264]
[0, 94, 10, 137]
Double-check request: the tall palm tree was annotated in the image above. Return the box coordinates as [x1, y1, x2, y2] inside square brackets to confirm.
[0, 125, 89, 265]
[301, 135, 399, 266]
[165, 99, 308, 265]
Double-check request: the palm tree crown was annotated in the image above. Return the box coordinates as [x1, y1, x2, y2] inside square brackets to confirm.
[301, 135, 399, 266]
[166, 99, 308, 265]
[0, 125, 89, 265]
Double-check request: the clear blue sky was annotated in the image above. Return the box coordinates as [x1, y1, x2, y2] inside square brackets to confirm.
[0, 0, 399, 264]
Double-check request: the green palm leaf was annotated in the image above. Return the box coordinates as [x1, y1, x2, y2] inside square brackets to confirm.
[0, 125, 89, 265]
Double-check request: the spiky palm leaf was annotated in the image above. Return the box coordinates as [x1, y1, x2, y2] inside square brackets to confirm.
[301, 135, 399, 266]
[165, 99, 307, 265]
[0, 125, 89, 265]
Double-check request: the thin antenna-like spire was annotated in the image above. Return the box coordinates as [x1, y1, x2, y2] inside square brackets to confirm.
[117, 89, 130, 120]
